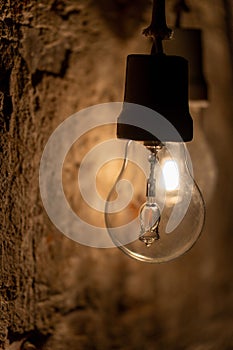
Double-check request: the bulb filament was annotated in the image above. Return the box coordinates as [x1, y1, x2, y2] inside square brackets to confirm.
[139, 143, 162, 247]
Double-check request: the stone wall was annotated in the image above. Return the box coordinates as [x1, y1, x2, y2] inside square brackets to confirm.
[1, 1, 233, 349]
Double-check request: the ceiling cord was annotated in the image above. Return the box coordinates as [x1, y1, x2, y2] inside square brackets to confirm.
[142, 0, 173, 54]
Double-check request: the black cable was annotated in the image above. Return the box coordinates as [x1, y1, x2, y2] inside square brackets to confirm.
[143, 0, 172, 54]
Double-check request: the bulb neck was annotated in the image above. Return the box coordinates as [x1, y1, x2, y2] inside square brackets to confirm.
[144, 140, 163, 153]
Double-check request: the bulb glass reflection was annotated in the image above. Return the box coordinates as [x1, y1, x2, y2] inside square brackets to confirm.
[105, 140, 205, 263]
[162, 160, 179, 191]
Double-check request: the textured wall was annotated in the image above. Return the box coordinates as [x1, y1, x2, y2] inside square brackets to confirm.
[0, 0, 233, 349]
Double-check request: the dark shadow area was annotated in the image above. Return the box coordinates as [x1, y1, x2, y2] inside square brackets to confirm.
[0, 65, 13, 133]
[7, 329, 50, 350]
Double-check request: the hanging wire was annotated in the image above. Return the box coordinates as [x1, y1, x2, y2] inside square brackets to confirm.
[143, 0, 173, 54]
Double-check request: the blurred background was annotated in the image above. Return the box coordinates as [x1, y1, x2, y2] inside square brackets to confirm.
[0, 0, 233, 349]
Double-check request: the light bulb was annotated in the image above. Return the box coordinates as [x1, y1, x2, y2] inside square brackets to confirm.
[105, 140, 205, 263]
[104, 16, 207, 262]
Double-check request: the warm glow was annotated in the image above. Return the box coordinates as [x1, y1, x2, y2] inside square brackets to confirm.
[162, 160, 179, 191]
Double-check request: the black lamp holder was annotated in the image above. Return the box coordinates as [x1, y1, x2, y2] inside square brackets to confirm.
[117, 0, 193, 142]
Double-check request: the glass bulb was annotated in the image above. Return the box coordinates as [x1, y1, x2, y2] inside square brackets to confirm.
[105, 140, 205, 263]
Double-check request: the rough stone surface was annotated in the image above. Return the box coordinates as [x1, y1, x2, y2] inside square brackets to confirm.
[0, 0, 233, 349]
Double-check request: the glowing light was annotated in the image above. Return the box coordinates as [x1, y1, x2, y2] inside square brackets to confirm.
[162, 160, 179, 191]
